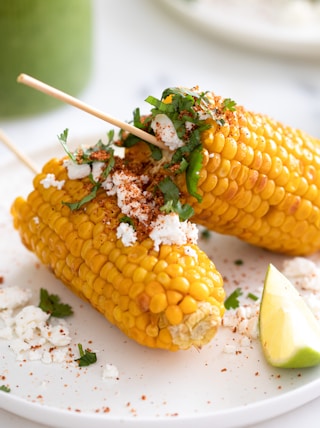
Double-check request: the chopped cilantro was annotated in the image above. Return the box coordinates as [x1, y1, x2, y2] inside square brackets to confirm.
[60, 131, 115, 211]
[224, 288, 243, 310]
[158, 176, 180, 202]
[122, 108, 163, 161]
[222, 98, 237, 112]
[39, 288, 73, 318]
[63, 184, 100, 211]
[75, 343, 97, 367]
[58, 129, 76, 162]
[247, 292, 259, 302]
[234, 259, 244, 266]
[120, 216, 136, 229]
[200, 228, 211, 240]
[158, 177, 194, 221]
[0, 385, 10, 393]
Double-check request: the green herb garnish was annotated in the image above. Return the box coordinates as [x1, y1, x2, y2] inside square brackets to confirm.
[158, 177, 194, 221]
[120, 216, 136, 229]
[200, 228, 211, 240]
[222, 98, 237, 112]
[224, 288, 243, 310]
[234, 259, 244, 266]
[60, 130, 115, 211]
[75, 344, 97, 367]
[247, 292, 259, 302]
[39, 288, 73, 318]
[122, 108, 163, 161]
[58, 129, 76, 162]
[0, 385, 10, 393]
[63, 184, 100, 211]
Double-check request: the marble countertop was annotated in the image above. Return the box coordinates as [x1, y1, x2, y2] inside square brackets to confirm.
[1, 0, 320, 427]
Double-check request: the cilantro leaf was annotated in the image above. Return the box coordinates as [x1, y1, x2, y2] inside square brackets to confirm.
[172, 201, 194, 221]
[58, 129, 76, 162]
[222, 98, 237, 112]
[39, 288, 73, 318]
[158, 176, 180, 204]
[63, 184, 99, 211]
[247, 292, 259, 302]
[158, 177, 194, 220]
[75, 343, 97, 367]
[120, 216, 136, 229]
[200, 228, 211, 240]
[0, 385, 10, 393]
[224, 288, 243, 310]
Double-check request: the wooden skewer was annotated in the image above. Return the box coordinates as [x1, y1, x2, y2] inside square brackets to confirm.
[17, 73, 166, 150]
[0, 129, 39, 174]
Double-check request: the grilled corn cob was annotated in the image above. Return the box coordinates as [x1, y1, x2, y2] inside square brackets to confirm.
[11, 140, 225, 351]
[122, 86, 320, 256]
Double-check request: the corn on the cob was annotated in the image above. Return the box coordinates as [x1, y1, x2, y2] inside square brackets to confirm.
[11, 146, 225, 351]
[122, 86, 320, 256]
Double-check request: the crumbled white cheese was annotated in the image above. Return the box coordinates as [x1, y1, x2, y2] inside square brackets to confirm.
[116, 222, 137, 247]
[101, 174, 114, 193]
[222, 301, 260, 342]
[102, 363, 119, 380]
[14, 305, 50, 341]
[40, 173, 65, 190]
[184, 245, 198, 261]
[222, 257, 320, 354]
[105, 171, 154, 224]
[151, 114, 184, 150]
[281, 257, 320, 320]
[222, 343, 237, 354]
[0, 286, 32, 310]
[140, 175, 150, 185]
[33, 216, 40, 225]
[63, 159, 91, 180]
[149, 213, 198, 251]
[91, 161, 105, 182]
[0, 286, 72, 364]
[282, 257, 320, 291]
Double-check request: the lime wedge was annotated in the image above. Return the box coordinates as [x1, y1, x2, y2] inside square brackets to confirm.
[259, 263, 320, 368]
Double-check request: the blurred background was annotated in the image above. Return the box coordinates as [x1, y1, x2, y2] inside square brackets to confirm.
[1, 0, 320, 164]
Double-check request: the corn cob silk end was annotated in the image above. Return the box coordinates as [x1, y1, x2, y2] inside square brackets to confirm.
[11, 131, 225, 351]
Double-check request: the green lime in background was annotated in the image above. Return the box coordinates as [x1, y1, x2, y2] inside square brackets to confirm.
[0, 0, 93, 117]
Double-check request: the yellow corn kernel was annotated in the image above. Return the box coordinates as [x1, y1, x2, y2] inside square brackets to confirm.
[11, 157, 225, 351]
[189, 281, 210, 301]
[156, 271, 171, 287]
[165, 305, 183, 325]
[149, 293, 168, 313]
[179, 295, 198, 314]
[155, 90, 320, 256]
[169, 277, 190, 293]
[167, 290, 183, 305]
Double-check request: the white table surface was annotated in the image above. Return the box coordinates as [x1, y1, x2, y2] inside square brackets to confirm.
[1, 1, 320, 427]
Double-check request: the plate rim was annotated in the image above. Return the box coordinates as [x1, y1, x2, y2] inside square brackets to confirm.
[1, 140, 320, 428]
[158, 0, 320, 57]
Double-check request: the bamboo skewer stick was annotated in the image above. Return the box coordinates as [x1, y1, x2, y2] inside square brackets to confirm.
[17, 73, 167, 150]
[0, 129, 39, 174]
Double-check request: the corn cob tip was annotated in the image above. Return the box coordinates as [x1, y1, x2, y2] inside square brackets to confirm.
[11, 133, 225, 351]
[123, 86, 320, 256]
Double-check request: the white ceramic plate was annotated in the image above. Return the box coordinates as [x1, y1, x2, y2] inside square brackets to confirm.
[1, 142, 320, 428]
[159, 0, 320, 58]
